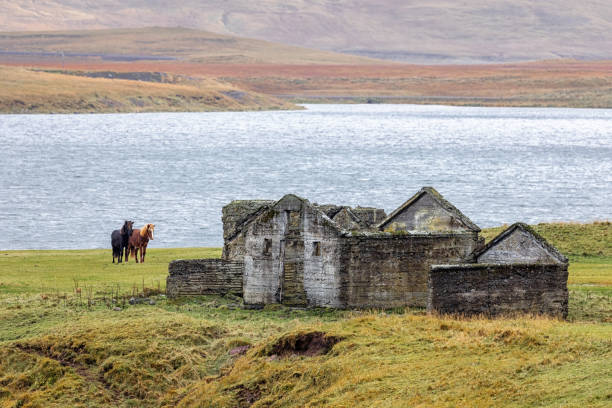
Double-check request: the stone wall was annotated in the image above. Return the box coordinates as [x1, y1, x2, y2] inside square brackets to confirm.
[242, 195, 344, 308]
[340, 233, 480, 308]
[427, 263, 568, 317]
[166, 259, 244, 297]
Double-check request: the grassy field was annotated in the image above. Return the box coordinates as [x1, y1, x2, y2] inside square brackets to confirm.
[0, 222, 609, 407]
[0, 65, 296, 114]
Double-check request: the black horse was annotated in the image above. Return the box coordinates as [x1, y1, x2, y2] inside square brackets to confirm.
[111, 220, 134, 263]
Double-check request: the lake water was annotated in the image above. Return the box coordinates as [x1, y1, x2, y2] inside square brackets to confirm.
[1, 104, 610, 250]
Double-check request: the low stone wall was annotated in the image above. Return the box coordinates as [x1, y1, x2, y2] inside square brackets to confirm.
[341, 233, 479, 308]
[427, 263, 568, 317]
[166, 259, 244, 297]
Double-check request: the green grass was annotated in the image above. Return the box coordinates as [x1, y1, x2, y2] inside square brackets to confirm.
[0, 222, 610, 407]
[0, 248, 220, 295]
[480, 221, 611, 258]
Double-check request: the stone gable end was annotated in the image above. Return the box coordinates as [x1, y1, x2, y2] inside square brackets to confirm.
[382, 193, 472, 233]
[477, 228, 564, 264]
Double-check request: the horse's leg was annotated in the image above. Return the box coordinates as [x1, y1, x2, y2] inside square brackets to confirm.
[124, 246, 129, 263]
[135, 247, 139, 263]
[141, 245, 146, 263]
[118, 247, 123, 263]
[112, 250, 115, 263]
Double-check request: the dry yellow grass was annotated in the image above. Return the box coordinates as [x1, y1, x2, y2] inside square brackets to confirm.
[178, 313, 611, 408]
[0, 65, 296, 113]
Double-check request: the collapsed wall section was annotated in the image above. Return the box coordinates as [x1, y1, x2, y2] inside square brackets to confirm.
[351, 207, 387, 228]
[427, 263, 569, 317]
[314, 204, 386, 230]
[341, 233, 480, 308]
[222, 200, 275, 261]
[166, 259, 244, 297]
[222, 200, 275, 241]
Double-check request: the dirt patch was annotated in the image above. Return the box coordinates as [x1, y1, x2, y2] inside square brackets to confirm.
[234, 383, 262, 407]
[229, 345, 251, 356]
[262, 331, 342, 358]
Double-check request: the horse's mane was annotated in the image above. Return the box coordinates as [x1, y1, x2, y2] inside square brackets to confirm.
[140, 224, 154, 238]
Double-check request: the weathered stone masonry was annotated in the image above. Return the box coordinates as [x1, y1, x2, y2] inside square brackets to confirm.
[428, 263, 569, 318]
[427, 223, 569, 317]
[167, 188, 569, 317]
[167, 259, 243, 296]
[339, 234, 479, 308]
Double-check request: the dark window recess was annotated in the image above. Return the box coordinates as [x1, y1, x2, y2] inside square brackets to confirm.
[313, 241, 321, 256]
[263, 239, 272, 255]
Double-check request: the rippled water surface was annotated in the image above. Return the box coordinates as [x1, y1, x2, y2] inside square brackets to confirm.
[1, 104, 610, 249]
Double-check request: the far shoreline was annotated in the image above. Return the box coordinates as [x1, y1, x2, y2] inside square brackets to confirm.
[2, 59, 612, 113]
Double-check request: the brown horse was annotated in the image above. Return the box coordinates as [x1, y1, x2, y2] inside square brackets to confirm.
[127, 223, 155, 263]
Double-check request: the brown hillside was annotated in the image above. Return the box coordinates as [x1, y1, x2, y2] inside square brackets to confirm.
[3, 60, 610, 108]
[0, 65, 296, 113]
[0, 1, 611, 63]
[0, 27, 382, 65]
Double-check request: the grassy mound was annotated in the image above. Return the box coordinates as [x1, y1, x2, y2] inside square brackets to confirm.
[2, 310, 220, 407]
[178, 314, 611, 408]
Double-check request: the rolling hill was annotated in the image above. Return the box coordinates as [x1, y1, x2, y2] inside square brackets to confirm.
[0, 27, 380, 65]
[0, 0, 611, 63]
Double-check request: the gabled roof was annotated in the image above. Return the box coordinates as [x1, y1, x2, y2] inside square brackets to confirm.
[475, 222, 568, 264]
[227, 194, 349, 241]
[313, 204, 344, 219]
[265, 193, 344, 232]
[376, 187, 480, 232]
[331, 207, 364, 230]
[272, 193, 310, 211]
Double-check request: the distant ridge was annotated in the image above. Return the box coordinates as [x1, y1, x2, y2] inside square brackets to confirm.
[0, 27, 383, 65]
[0, 1, 611, 63]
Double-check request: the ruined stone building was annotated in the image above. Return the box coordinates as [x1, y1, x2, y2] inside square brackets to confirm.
[167, 187, 569, 317]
